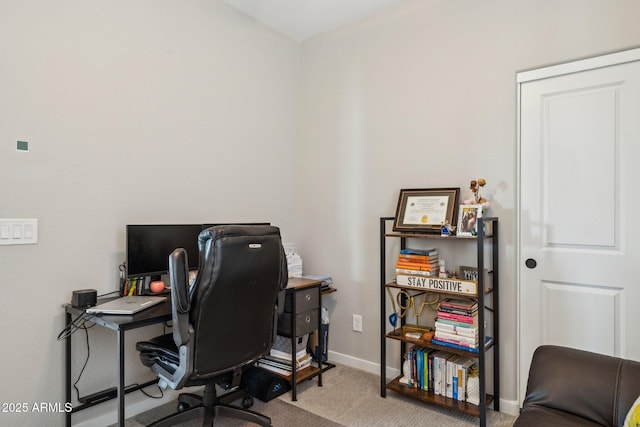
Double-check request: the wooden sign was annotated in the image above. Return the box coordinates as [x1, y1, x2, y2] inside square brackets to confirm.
[396, 275, 477, 296]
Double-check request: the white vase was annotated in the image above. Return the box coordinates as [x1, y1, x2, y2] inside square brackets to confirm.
[467, 376, 480, 405]
[402, 358, 411, 380]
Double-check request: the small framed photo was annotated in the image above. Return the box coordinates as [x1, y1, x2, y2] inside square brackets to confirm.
[393, 188, 460, 233]
[456, 204, 482, 237]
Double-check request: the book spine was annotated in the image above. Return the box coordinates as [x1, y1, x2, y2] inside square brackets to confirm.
[434, 330, 478, 343]
[416, 348, 423, 390]
[257, 363, 291, 376]
[395, 262, 436, 271]
[411, 347, 417, 387]
[437, 312, 477, 324]
[400, 248, 438, 256]
[439, 299, 478, 310]
[435, 321, 456, 332]
[442, 355, 451, 397]
[431, 338, 491, 354]
[395, 269, 436, 277]
[458, 358, 475, 402]
[456, 358, 463, 401]
[446, 358, 453, 398]
[422, 349, 429, 391]
[405, 349, 415, 387]
[435, 318, 478, 334]
[452, 361, 459, 401]
[438, 306, 478, 316]
[397, 254, 439, 263]
[270, 348, 308, 360]
[433, 355, 440, 395]
[434, 326, 478, 342]
[259, 359, 292, 370]
[433, 335, 478, 348]
[428, 352, 434, 393]
[454, 328, 478, 338]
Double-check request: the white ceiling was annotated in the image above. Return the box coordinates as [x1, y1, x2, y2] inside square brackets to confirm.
[223, 0, 407, 41]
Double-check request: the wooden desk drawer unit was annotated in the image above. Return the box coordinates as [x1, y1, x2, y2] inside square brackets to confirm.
[277, 308, 319, 337]
[278, 285, 320, 337]
[283, 286, 319, 312]
[273, 278, 324, 401]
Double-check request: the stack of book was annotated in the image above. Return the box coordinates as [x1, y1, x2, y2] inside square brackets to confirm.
[434, 351, 477, 402]
[395, 248, 439, 285]
[432, 298, 480, 352]
[400, 346, 435, 391]
[257, 347, 312, 377]
[400, 346, 477, 404]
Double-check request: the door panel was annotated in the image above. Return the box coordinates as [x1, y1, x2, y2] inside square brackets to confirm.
[518, 49, 640, 403]
[543, 281, 620, 355]
[544, 85, 618, 248]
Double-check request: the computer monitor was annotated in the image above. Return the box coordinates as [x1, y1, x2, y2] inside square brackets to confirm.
[125, 224, 202, 278]
[201, 222, 270, 230]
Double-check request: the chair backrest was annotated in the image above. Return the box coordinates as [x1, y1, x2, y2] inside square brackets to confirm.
[182, 225, 287, 382]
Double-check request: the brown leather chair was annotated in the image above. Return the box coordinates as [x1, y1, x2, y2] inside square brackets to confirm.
[136, 225, 288, 426]
[515, 345, 640, 427]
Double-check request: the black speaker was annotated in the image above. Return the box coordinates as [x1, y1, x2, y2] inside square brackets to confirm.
[241, 367, 291, 402]
[72, 289, 97, 308]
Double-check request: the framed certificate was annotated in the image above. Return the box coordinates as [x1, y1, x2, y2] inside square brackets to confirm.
[393, 188, 460, 233]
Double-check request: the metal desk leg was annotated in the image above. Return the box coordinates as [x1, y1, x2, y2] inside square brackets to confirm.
[291, 293, 297, 401]
[317, 286, 322, 387]
[117, 329, 125, 426]
[65, 312, 72, 427]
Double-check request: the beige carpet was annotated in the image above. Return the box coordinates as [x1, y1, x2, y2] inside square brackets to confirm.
[128, 396, 343, 427]
[278, 364, 515, 427]
[130, 363, 516, 426]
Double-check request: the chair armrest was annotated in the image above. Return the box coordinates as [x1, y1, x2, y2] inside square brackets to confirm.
[169, 248, 191, 346]
[522, 345, 622, 426]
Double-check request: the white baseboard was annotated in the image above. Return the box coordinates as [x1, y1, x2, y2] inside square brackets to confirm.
[328, 350, 521, 417]
[72, 389, 187, 427]
[498, 398, 520, 416]
[326, 350, 384, 375]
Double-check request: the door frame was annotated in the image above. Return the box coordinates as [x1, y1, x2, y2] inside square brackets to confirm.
[515, 46, 640, 404]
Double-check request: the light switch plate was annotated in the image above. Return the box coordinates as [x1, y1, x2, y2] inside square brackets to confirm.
[0, 219, 38, 245]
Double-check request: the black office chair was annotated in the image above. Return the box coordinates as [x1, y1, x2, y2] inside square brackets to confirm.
[136, 225, 288, 426]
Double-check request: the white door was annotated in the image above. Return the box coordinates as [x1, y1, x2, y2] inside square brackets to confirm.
[517, 48, 640, 403]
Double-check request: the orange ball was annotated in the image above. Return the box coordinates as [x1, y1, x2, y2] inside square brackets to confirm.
[150, 281, 165, 293]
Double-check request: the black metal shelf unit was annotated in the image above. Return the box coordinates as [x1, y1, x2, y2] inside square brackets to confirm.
[379, 216, 499, 427]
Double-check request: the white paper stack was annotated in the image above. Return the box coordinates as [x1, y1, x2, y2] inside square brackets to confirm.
[283, 242, 303, 277]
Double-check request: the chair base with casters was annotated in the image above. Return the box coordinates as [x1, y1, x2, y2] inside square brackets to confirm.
[148, 382, 270, 427]
[137, 334, 270, 427]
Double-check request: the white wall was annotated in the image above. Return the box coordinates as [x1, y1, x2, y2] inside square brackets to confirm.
[2, 0, 640, 425]
[0, 1, 299, 425]
[297, 0, 640, 413]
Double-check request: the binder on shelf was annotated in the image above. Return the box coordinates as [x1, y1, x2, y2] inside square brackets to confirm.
[309, 306, 329, 362]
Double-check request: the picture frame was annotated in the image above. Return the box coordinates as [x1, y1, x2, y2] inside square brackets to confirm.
[458, 265, 492, 292]
[456, 204, 482, 237]
[393, 188, 460, 233]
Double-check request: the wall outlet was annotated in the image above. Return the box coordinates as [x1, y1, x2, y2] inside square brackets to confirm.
[352, 314, 363, 332]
